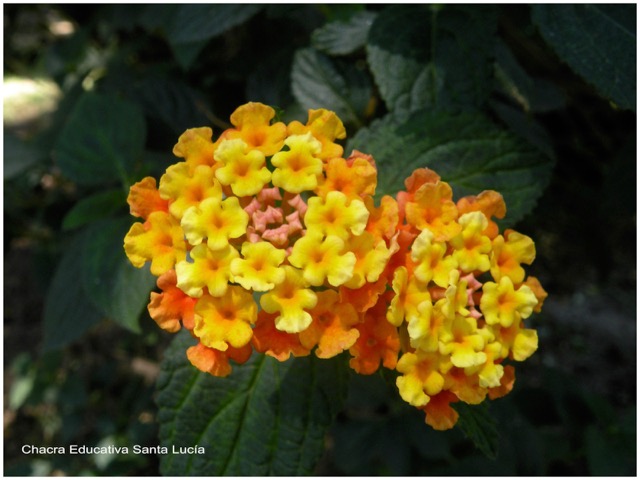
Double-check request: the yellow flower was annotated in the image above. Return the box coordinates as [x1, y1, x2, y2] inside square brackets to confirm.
[396, 351, 450, 407]
[288, 231, 356, 287]
[271, 132, 323, 193]
[386, 266, 431, 327]
[193, 286, 257, 351]
[480, 276, 538, 328]
[304, 191, 370, 241]
[260, 266, 318, 333]
[230, 241, 286, 291]
[436, 270, 470, 320]
[124, 211, 187, 276]
[222, 102, 287, 156]
[342, 231, 392, 289]
[159, 163, 222, 220]
[438, 315, 487, 369]
[172, 127, 219, 168]
[181, 196, 249, 251]
[214, 139, 271, 197]
[175, 244, 239, 298]
[410, 228, 458, 288]
[450, 211, 492, 273]
[287, 108, 346, 159]
[490, 229, 536, 284]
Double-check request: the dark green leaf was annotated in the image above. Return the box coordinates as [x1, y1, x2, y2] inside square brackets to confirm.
[367, 5, 497, 114]
[4, 132, 47, 180]
[133, 77, 211, 135]
[247, 47, 296, 108]
[348, 109, 555, 224]
[165, 5, 262, 69]
[494, 41, 565, 113]
[532, 4, 636, 111]
[291, 48, 372, 128]
[454, 401, 499, 459]
[62, 189, 127, 231]
[54, 92, 146, 187]
[168, 4, 263, 44]
[43, 232, 104, 351]
[158, 331, 349, 475]
[81, 217, 156, 333]
[312, 11, 377, 56]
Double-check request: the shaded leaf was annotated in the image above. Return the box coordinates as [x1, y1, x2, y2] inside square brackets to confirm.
[43, 232, 104, 351]
[164, 5, 262, 69]
[532, 4, 636, 111]
[54, 93, 146, 187]
[133, 77, 211, 136]
[367, 5, 497, 114]
[4, 132, 46, 180]
[81, 217, 156, 333]
[493, 41, 565, 113]
[291, 48, 372, 127]
[312, 11, 377, 56]
[158, 331, 348, 475]
[348, 109, 554, 224]
[454, 401, 499, 459]
[62, 189, 127, 231]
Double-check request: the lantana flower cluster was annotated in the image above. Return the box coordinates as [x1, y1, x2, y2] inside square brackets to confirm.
[124, 102, 547, 430]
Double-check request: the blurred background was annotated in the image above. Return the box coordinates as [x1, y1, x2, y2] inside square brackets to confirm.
[3, 4, 636, 476]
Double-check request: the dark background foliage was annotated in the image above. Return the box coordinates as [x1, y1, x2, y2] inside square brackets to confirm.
[3, 4, 636, 476]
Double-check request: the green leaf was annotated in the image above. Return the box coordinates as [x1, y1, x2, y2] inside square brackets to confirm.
[62, 190, 127, 231]
[291, 48, 372, 128]
[54, 92, 146, 187]
[348, 109, 555, 224]
[312, 11, 377, 56]
[43, 232, 104, 351]
[165, 5, 263, 69]
[367, 5, 497, 114]
[3, 132, 47, 180]
[133, 77, 211, 135]
[532, 4, 636, 111]
[157, 331, 349, 475]
[493, 41, 565, 114]
[454, 401, 499, 459]
[81, 217, 156, 333]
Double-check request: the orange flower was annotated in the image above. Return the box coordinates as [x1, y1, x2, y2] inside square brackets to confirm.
[314, 153, 377, 200]
[404, 180, 462, 241]
[147, 270, 196, 332]
[127, 177, 169, 220]
[349, 299, 400, 374]
[251, 310, 311, 361]
[421, 391, 460, 431]
[299, 290, 360, 359]
[159, 163, 222, 220]
[186, 341, 252, 377]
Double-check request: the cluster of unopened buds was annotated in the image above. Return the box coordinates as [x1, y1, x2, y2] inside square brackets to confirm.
[124, 102, 547, 430]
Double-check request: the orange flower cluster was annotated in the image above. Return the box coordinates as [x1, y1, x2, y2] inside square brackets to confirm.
[124, 102, 546, 430]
